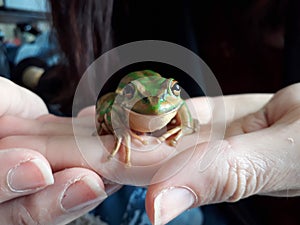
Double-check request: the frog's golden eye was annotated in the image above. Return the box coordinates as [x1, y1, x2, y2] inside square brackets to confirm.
[171, 81, 181, 97]
[123, 83, 135, 99]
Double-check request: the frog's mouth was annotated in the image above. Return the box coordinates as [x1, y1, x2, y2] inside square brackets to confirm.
[124, 107, 179, 133]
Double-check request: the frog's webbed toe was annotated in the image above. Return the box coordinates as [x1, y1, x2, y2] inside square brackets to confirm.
[129, 130, 148, 145]
[159, 120, 199, 146]
[158, 127, 181, 143]
[167, 129, 183, 146]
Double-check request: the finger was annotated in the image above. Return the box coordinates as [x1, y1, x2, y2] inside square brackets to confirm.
[146, 126, 300, 225]
[38, 114, 95, 127]
[187, 94, 272, 124]
[225, 108, 269, 137]
[77, 106, 96, 117]
[0, 167, 107, 225]
[38, 114, 74, 123]
[221, 94, 272, 122]
[0, 115, 94, 138]
[0, 136, 90, 172]
[0, 148, 54, 203]
[0, 77, 48, 118]
[0, 132, 203, 185]
[263, 83, 300, 124]
[145, 141, 225, 225]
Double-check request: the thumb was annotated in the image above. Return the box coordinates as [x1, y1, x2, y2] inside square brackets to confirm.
[0, 77, 48, 118]
[146, 127, 300, 225]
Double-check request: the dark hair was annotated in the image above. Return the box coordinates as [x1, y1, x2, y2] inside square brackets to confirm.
[48, 0, 114, 113]
[48, 0, 288, 114]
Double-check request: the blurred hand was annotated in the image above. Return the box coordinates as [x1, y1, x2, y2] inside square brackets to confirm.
[0, 77, 108, 225]
[145, 83, 300, 225]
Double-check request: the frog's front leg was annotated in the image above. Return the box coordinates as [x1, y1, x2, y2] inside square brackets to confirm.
[109, 129, 132, 167]
[109, 106, 133, 166]
[108, 135, 122, 159]
[124, 134, 131, 166]
[159, 102, 196, 146]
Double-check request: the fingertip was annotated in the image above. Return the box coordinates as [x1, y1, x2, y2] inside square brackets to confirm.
[146, 185, 198, 225]
[0, 148, 54, 203]
[55, 168, 108, 223]
[60, 174, 107, 212]
[145, 186, 156, 224]
[7, 158, 54, 193]
[0, 168, 108, 225]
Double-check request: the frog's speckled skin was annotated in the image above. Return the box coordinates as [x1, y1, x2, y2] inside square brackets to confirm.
[96, 70, 196, 166]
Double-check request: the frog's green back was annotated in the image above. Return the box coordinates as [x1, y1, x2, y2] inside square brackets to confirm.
[115, 70, 161, 94]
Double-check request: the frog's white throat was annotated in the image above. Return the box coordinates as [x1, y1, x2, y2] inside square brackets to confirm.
[124, 107, 179, 133]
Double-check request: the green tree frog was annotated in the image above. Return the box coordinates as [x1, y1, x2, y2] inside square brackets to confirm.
[96, 70, 197, 166]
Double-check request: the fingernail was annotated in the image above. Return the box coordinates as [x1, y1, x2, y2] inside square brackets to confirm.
[7, 158, 54, 192]
[154, 186, 197, 225]
[61, 176, 107, 212]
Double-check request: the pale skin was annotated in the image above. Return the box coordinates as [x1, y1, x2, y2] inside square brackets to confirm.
[0, 77, 111, 225]
[1, 76, 300, 224]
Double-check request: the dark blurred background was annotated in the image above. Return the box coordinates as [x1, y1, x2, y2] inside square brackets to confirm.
[0, 0, 294, 109]
[112, 0, 289, 95]
[0, 0, 300, 224]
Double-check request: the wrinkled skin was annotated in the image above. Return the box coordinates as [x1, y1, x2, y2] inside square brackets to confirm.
[146, 83, 300, 224]
[1, 76, 300, 224]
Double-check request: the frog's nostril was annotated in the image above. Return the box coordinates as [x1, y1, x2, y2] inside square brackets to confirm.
[142, 97, 150, 104]
[141, 97, 160, 106]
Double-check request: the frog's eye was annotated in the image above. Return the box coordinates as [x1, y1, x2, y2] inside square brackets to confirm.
[171, 81, 181, 97]
[123, 83, 135, 99]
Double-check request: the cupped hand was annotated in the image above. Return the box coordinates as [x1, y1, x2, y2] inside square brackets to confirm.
[3, 76, 299, 225]
[145, 83, 300, 225]
[0, 78, 108, 225]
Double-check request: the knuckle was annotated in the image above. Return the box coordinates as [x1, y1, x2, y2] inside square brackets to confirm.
[242, 110, 268, 133]
[225, 154, 271, 202]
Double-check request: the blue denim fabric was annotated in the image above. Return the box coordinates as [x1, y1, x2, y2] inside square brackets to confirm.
[93, 186, 204, 225]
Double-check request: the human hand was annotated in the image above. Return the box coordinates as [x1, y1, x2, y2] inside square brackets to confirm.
[0, 77, 108, 225]
[4, 76, 299, 224]
[0, 77, 48, 118]
[145, 83, 300, 225]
